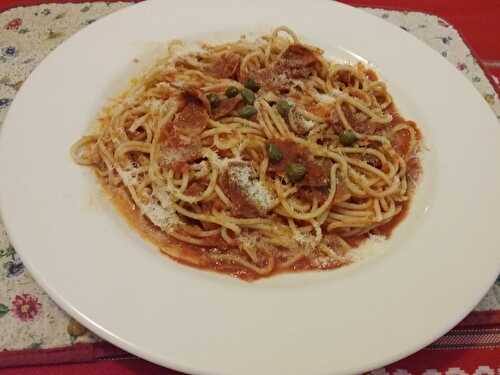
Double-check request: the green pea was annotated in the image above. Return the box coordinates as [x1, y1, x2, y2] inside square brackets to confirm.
[276, 99, 292, 117]
[206, 93, 220, 107]
[244, 78, 260, 92]
[266, 143, 283, 163]
[286, 163, 306, 183]
[225, 86, 239, 98]
[241, 88, 256, 105]
[239, 105, 257, 119]
[339, 130, 358, 146]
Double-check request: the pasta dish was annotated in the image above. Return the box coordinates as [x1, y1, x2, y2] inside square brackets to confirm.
[71, 27, 422, 280]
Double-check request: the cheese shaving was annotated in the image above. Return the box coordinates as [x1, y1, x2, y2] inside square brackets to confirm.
[228, 163, 275, 212]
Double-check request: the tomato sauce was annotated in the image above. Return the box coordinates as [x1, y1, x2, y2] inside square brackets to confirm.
[341, 202, 410, 248]
[268, 138, 329, 187]
[305, 102, 331, 119]
[218, 164, 262, 218]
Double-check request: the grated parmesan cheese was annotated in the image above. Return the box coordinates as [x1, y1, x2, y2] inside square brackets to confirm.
[140, 185, 179, 231]
[190, 160, 209, 177]
[171, 79, 187, 88]
[239, 231, 259, 247]
[208, 151, 242, 172]
[117, 167, 179, 231]
[302, 119, 316, 131]
[312, 256, 340, 269]
[160, 146, 191, 165]
[293, 231, 317, 250]
[140, 200, 178, 230]
[314, 91, 342, 103]
[352, 112, 369, 123]
[117, 167, 142, 187]
[228, 163, 275, 212]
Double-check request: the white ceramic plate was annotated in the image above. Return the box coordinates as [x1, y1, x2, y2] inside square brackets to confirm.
[1, 0, 499, 374]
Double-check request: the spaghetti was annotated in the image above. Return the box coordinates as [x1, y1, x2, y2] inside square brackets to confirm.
[71, 27, 422, 280]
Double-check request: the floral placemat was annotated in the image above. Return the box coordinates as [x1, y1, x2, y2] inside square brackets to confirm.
[0, 1, 499, 352]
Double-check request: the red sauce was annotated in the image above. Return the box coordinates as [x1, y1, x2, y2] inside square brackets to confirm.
[296, 187, 328, 203]
[268, 138, 329, 188]
[170, 161, 190, 174]
[103, 128, 420, 283]
[218, 162, 262, 218]
[351, 120, 383, 135]
[391, 128, 411, 156]
[99, 174, 418, 282]
[209, 53, 240, 79]
[305, 102, 331, 119]
[95, 83, 422, 283]
[98, 181, 207, 265]
[96, 177, 262, 280]
[387, 106, 422, 135]
[184, 182, 206, 196]
[343, 199, 412, 249]
[199, 198, 225, 215]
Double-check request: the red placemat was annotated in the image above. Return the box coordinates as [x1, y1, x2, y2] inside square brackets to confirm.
[0, 327, 499, 374]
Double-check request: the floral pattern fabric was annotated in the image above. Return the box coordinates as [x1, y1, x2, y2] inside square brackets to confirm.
[0, 2, 499, 351]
